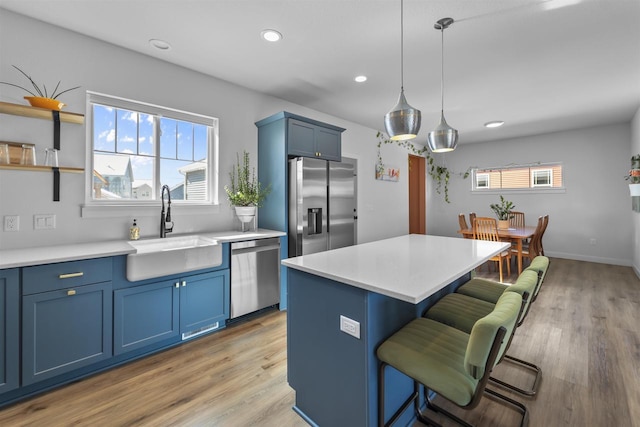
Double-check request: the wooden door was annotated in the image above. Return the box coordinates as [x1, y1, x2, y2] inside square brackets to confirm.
[408, 155, 426, 234]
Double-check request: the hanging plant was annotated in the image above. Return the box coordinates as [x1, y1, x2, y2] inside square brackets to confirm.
[376, 131, 469, 203]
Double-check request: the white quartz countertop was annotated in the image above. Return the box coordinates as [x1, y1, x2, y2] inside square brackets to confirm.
[0, 229, 285, 269]
[281, 234, 510, 304]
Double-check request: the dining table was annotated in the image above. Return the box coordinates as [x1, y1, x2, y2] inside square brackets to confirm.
[458, 225, 537, 274]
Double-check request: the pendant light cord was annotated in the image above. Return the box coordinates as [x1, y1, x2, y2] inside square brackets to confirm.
[440, 26, 444, 113]
[400, 0, 405, 91]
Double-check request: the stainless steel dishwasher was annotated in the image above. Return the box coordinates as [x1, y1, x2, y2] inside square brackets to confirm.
[230, 237, 280, 319]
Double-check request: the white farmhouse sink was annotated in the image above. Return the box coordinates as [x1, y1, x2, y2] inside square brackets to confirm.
[127, 235, 222, 281]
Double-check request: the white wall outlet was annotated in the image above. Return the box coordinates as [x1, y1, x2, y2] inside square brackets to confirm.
[34, 214, 56, 230]
[589, 238, 597, 246]
[340, 315, 360, 339]
[4, 215, 19, 232]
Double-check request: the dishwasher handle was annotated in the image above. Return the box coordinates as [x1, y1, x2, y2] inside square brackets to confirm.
[231, 243, 280, 256]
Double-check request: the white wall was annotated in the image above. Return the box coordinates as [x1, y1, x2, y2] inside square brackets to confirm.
[0, 9, 410, 250]
[426, 123, 634, 266]
[631, 106, 640, 276]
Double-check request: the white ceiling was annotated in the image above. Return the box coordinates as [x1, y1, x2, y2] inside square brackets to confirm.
[1, 0, 639, 145]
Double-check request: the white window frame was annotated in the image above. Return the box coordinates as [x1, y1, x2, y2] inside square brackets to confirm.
[531, 169, 553, 187]
[470, 162, 565, 195]
[82, 91, 219, 218]
[475, 173, 490, 189]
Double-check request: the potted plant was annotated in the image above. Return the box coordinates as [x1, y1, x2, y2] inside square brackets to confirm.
[626, 154, 640, 196]
[490, 195, 515, 229]
[225, 150, 271, 227]
[0, 65, 80, 111]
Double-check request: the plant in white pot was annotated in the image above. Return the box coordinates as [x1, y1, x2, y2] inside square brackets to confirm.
[489, 195, 515, 229]
[626, 154, 640, 196]
[225, 151, 271, 228]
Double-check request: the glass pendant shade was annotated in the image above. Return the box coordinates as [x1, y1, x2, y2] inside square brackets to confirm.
[427, 111, 458, 152]
[384, 89, 421, 141]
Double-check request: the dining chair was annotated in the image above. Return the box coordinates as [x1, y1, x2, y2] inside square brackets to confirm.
[474, 217, 511, 282]
[539, 215, 549, 256]
[469, 212, 477, 227]
[515, 216, 544, 266]
[509, 211, 525, 228]
[459, 213, 473, 239]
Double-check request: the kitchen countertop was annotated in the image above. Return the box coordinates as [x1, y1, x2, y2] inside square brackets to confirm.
[281, 234, 510, 304]
[0, 228, 285, 269]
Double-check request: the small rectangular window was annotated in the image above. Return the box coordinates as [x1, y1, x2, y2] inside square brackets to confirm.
[87, 92, 218, 205]
[475, 173, 489, 189]
[471, 163, 563, 191]
[531, 169, 552, 187]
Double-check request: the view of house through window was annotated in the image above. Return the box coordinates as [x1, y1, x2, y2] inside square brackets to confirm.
[471, 164, 563, 191]
[88, 93, 216, 204]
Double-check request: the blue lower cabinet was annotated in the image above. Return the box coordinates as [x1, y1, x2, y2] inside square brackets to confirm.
[113, 279, 181, 355]
[0, 269, 19, 395]
[114, 270, 230, 355]
[22, 281, 113, 386]
[179, 270, 229, 337]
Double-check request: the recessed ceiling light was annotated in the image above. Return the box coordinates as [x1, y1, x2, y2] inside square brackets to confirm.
[149, 39, 171, 51]
[354, 75, 367, 83]
[484, 121, 505, 128]
[261, 29, 282, 42]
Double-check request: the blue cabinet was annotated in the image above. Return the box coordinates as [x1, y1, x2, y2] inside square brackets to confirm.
[0, 269, 19, 395]
[288, 118, 342, 161]
[114, 269, 229, 355]
[22, 258, 113, 386]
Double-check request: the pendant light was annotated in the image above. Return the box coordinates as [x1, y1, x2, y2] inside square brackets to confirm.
[427, 18, 458, 153]
[384, 0, 421, 141]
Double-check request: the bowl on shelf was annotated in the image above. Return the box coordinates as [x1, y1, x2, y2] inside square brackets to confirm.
[24, 96, 65, 111]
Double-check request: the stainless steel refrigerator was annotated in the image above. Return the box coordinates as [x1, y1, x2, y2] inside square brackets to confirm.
[288, 157, 356, 257]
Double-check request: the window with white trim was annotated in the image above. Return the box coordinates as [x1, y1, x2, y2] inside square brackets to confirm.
[471, 163, 563, 191]
[475, 173, 490, 189]
[86, 92, 218, 205]
[531, 169, 552, 187]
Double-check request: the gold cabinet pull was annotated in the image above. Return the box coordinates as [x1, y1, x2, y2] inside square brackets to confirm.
[67, 289, 77, 296]
[59, 272, 84, 279]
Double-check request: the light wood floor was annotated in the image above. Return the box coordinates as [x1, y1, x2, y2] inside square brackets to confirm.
[0, 258, 638, 427]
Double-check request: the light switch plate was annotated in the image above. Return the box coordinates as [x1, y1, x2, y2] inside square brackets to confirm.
[34, 214, 56, 230]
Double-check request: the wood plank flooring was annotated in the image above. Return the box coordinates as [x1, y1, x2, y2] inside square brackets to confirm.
[0, 258, 638, 426]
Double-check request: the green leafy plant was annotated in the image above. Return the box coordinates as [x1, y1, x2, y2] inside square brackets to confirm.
[625, 154, 640, 184]
[376, 131, 470, 203]
[0, 65, 80, 99]
[225, 150, 271, 207]
[489, 195, 515, 220]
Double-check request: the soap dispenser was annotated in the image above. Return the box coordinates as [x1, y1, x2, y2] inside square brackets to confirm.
[129, 219, 140, 240]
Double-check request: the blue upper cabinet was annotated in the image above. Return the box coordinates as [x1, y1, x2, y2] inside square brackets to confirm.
[288, 118, 342, 161]
[0, 269, 19, 395]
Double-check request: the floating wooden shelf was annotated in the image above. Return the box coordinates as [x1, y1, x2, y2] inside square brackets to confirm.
[0, 164, 84, 174]
[0, 101, 84, 124]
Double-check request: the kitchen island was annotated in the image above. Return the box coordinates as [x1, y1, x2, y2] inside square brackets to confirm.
[282, 234, 510, 427]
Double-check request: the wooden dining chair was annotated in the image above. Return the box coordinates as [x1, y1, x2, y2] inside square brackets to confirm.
[469, 212, 477, 227]
[458, 214, 473, 239]
[515, 216, 544, 265]
[474, 217, 511, 282]
[539, 215, 549, 256]
[509, 211, 525, 228]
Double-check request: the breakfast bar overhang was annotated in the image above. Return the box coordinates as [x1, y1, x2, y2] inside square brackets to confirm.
[282, 234, 510, 426]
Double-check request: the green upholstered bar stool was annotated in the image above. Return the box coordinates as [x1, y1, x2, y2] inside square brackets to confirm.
[452, 268, 549, 397]
[377, 292, 527, 427]
[457, 256, 549, 305]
